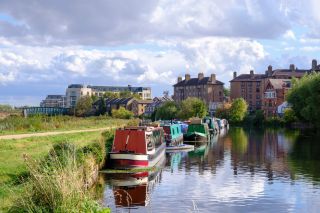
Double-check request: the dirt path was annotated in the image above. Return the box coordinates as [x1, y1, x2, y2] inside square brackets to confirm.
[0, 127, 117, 140]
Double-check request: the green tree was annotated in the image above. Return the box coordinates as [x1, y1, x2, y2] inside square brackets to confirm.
[91, 95, 99, 103]
[287, 72, 320, 127]
[75, 96, 93, 117]
[253, 110, 265, 126]
[223, 88, 230, 97]
[155, 101, 179, 121]
[283, 108, 297, 124]
[229, 98, 248, 123]
[119, 90, 141, 99]
[96, 97, 107, 115]
[112, 107, 133, 119]
[178, 97, 207, 119]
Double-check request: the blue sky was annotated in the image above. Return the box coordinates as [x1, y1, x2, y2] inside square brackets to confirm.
[0, 0, 320, 106]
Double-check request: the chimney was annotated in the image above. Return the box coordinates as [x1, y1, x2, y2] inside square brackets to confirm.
[233, 71, 237, 79]
[198, 72, 204, 80]
[250, 70, 254, 79]
[312, 59, 317, 70]
[290, 64, 295, 72]
[267, 65, 272, 76]
[177, 76, 182, 83]
[210, 74, 216, 83]
[185, 74, 190, 81]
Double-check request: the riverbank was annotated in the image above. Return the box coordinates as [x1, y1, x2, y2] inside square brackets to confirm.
[0, 115, 127, 135]
[0, 122, 119, 211]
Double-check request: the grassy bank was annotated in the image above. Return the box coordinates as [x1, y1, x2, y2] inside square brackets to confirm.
[0, 130, 114, 212]
[0, 115, 127, 135]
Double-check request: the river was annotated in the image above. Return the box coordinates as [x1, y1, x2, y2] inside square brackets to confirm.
[97, 127, 320, 212]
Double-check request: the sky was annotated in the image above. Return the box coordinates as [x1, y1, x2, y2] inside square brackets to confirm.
[1, 0, 320, 106]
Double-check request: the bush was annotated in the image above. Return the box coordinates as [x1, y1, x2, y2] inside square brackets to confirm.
[155, 101, 179, 120]
[112, 107, 133, 119]
[253, 110, 265, 126]
[178, 97, 207, 119]
[283, 108, 297, 124]
[11, 141, 109, 212]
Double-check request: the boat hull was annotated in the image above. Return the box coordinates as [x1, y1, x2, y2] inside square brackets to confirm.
[184, 133, 209, 145]
[110, 143, 166, 169]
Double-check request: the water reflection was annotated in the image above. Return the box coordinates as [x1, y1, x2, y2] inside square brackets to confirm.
[100, 128, 320, 212]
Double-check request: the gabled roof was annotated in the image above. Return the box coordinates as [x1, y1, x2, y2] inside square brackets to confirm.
[105, 97, 134, 105]
[267, 79, 291, 89]
[174, 77, 224, 87]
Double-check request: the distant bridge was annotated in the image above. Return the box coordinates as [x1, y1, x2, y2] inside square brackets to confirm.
[23, 107, 70, 117]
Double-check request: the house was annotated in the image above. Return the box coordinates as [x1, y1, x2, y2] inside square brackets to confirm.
[131, 99, 153, 116]
[262, 79, 291, 117]
[277, 101, 291, 117]
[105, 97, 134, 115]
[144, 96, 174, 117]
[40, 95, 67, 108]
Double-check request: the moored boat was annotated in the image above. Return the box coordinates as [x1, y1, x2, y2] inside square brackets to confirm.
[109, 126, 166, 169]
[184, 118, 210, 144]
[203, 116, 218, 134]
[162, 123, 184, 147]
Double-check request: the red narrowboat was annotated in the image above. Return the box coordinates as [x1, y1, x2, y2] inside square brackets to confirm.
[109, 126, 166, 169]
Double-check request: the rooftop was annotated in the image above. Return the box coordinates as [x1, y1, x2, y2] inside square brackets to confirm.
[174, 77, 224, 87]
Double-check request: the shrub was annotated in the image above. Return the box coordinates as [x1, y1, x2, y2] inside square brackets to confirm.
[155, 101, 179, 120]
[283, 108, 297, 124]
[11, 142, 109, 212]
[178, 97, 207, 119]
[112, 107, 133, 119]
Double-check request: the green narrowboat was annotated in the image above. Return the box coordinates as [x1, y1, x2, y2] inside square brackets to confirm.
[184, 118, 210, 144]
[162, 124, 184, 147]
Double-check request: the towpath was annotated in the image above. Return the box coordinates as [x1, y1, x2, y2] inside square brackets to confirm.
[0, 127, 116, 140]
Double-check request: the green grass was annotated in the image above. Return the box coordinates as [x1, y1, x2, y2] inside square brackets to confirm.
[0, 115, 127, 135]
[0, 131, 105, 212]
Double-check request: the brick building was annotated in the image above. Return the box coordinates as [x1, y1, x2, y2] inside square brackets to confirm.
[262, 79, 291, 117]
[173, 73, 224, 106]
[230, 59, 320, 112]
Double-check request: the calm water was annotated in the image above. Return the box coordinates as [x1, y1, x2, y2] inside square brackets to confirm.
[98, 127, 320, 212]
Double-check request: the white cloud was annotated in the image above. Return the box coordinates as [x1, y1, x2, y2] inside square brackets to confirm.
[283, 30, 296, 40]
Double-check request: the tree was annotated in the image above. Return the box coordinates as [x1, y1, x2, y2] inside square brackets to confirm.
[112, 107, 134, 119]
[223, 88, 230, 97]
[287, 72, 320, 128]
[283, 108, 297, 124]
[75, 96, 93, 117]
[155, 101, 179, 121]
[96, 97, 106, 115]
[178, 97, 207, 119]
[229, 98, 248, 123]
[215, 102, 232, 119]
[91, 95, 99, 103]
[119, 90, 141, 99]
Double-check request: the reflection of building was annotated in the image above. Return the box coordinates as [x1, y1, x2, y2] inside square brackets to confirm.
[40, 95, 67, 108]
[66, 84, 152, 107]
[173, 73, 224, 105]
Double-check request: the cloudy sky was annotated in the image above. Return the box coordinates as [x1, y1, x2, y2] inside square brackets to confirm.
[0, 0, 320, 106]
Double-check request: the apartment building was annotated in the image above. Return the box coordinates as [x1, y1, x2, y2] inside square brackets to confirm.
[65, 84, 152, 108]
[40, 95, 67, 108]
[230, 59, 320, 112]
[173, 73, 224, 105]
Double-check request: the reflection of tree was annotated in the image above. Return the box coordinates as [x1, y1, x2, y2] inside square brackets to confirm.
[229, 128, 248, 155]
[289, 133, 320, 183]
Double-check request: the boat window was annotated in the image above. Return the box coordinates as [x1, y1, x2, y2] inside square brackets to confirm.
[177, 127, 180, 134]
[172, 128, 175, 135]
